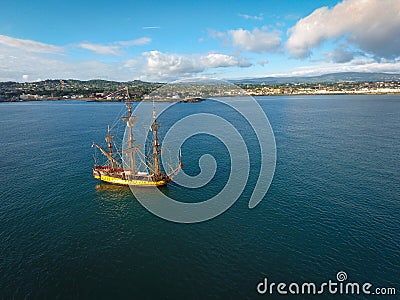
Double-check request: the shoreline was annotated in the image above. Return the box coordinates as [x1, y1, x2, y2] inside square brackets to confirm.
[0, 97, 206, 103]
[1, 93, 400, 103]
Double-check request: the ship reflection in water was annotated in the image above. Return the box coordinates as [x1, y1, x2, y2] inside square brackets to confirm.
[95, 183, 130, 193]
[95, 183, 132, 201]
[95, 183, 169, 202]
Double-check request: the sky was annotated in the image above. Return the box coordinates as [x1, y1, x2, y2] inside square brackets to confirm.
[0, 0, 400, 82]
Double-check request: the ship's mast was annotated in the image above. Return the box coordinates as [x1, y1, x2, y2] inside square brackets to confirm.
[105, 125, 115, 168]
[121, 87, 136, 174]
[92, 142, 122, 168]
[151, 105, 161, 176]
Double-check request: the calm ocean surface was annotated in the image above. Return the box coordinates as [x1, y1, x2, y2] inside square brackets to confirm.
[0, 95, 399, 299]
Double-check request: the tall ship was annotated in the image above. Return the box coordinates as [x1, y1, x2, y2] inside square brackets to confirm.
[92, 87, 181, 186]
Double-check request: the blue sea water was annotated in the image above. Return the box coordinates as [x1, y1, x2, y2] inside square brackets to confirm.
[0, 95, 399, 299]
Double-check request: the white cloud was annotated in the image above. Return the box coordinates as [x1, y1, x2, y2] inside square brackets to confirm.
[0, 34, 151, 57]
[238, 13, 264, 21]
[78, 37, 151, 55]
[201, 53, 251, 68]
[286, 0, 400, 59]
[227, 27, 282, 53]
[0, 35, 63, 54]
[78, 43, 122, 55]
[117, 37, 152, 46]
[209, 27, 282, 52]
[125, 51, 251, 80]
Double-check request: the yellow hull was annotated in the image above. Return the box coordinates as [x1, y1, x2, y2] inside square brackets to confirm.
[94, 174, 166, 186]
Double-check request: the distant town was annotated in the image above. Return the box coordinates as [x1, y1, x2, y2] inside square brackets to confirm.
[1, 73, 400, 102]
[242, 81, 400, 96]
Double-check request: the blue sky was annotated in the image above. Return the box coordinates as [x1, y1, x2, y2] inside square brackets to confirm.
[0, 0, 399, 82]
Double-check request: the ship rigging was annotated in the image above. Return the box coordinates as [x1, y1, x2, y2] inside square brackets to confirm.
[92, 87, 182, 186]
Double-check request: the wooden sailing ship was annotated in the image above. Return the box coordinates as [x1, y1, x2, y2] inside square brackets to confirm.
[92, 88, 181, 186]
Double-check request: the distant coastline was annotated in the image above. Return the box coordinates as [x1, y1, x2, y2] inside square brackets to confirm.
[2, 93, 400, 104]
[1, 72, 400, 102]
[86, 97, 205, 103]
[0, 97, 206, 103]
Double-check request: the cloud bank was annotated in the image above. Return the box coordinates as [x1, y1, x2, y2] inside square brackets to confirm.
[0, 34, 251, 82]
